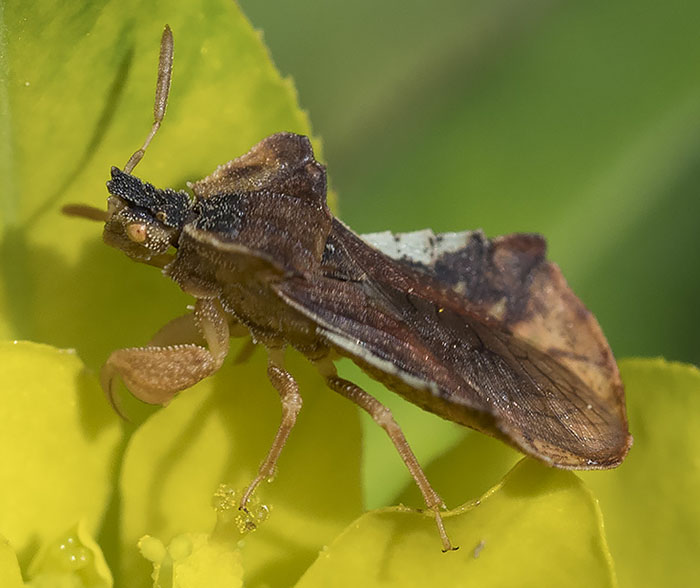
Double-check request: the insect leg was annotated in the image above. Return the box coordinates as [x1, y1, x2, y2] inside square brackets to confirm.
[317, 360, 456, 551]
[239, 347, 303, 513]
[146, 312, 205, 347]
[146, 308, 247, 349]
[101, 298, 230, 416]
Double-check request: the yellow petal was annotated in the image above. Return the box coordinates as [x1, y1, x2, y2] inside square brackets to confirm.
[121, 351, 363, 587]
[139, 532, 243, 588]
[26, 521, 113, 587]
[296, 459, 616, 588]
[0, 342, 121, 570]
[0, 534, 24, 588]
[581, 358, 700, 587]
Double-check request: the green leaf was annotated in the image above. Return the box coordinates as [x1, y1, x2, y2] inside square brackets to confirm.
[0, 342, 121, 572]
[580, 359, 700, 587]
[120, 350, 362, 588]
[295, 459, 616, 588]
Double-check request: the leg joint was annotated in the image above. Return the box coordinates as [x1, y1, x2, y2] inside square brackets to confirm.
[282, 390, 303, 416]
[372, 405, 396, 429]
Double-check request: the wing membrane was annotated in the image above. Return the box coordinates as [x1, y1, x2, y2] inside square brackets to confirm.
[275, 220, 631, 469]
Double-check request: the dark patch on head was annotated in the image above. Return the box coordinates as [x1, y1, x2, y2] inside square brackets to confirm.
[108, 167, 190, 229]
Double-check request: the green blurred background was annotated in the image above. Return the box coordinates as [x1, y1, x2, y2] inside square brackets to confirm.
[239, 0, 700, 366]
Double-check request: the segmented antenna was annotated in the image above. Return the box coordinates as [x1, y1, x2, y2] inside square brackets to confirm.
[123, 25, 174, 173]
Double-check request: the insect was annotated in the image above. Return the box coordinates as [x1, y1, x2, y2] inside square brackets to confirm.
[65, 26, 631, 551]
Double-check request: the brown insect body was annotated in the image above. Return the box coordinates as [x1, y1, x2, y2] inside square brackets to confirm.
[106, 129, 630, 469]
[69, 27, 631, 551]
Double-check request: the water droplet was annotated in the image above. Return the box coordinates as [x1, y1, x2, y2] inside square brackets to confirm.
[255, 503, 270, 524]
[49, 534, 91, 572]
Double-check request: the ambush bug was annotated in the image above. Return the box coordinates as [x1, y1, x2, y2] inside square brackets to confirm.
[65, 26, 631, 551]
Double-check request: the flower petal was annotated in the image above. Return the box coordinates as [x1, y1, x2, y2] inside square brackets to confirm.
[121, 350, 363, 587]
[0, 342, 121, 570]
[139, 533, 243, 588]
[295, 459, 616, 587]
[26, 521, 113, 587]
[581, 358, 700, 587]
[0, 534, 23, 588]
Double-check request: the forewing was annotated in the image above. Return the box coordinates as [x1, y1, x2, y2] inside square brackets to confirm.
[276, 221, 631, 469]
[361, 228, 626, 436]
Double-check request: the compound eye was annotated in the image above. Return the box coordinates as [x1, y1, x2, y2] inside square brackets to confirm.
[126, 222, 148, 243]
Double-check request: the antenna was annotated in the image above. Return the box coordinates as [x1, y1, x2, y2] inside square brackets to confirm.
[63, 26, 175, 223]
[123, 25, 174, 173]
